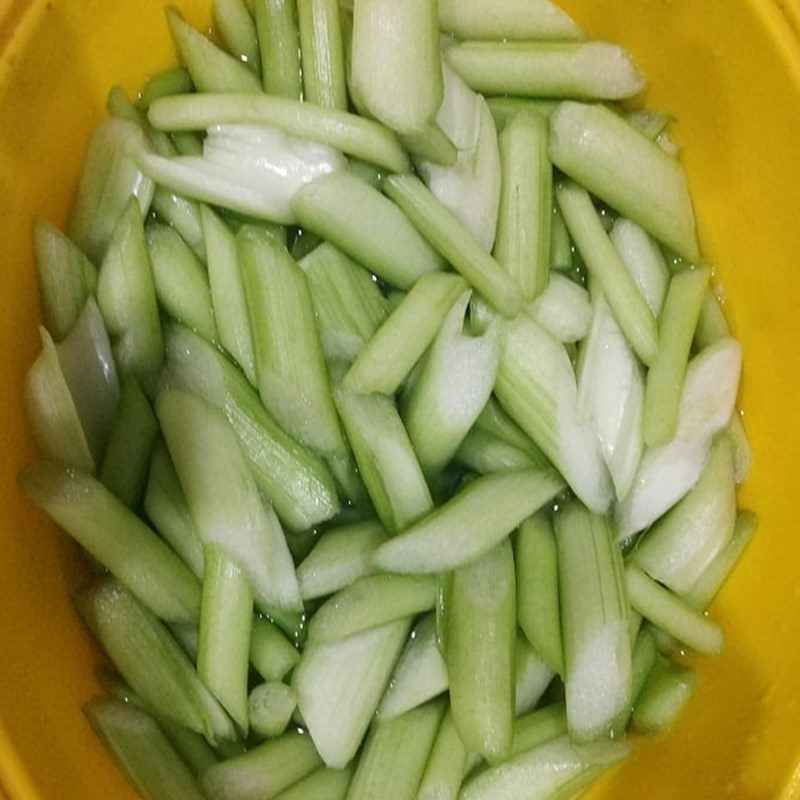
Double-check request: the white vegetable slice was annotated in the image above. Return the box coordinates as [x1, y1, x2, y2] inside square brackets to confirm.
[577, 294, 644, 500]
[137, 123, 345, 223]
[616, 337, 742, 539]
[528, 273, 592, 343]
[293, 618, 410, 768]
[417, 69, 501, 252]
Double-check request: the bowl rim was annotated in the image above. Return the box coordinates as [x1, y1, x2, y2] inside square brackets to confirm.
[1, 0, 800, 798]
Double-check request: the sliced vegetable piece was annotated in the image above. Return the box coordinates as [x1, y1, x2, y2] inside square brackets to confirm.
[455, 429, 543, 475]
[616, 337, 742, 538]
[34, 220, 98, 341]
[508, 704, 568, 761]
[200, 206, 256, 384]
[201, 731, 321, 800]
[214, 0, 261, 71]
[635, 437, 736, 593]
[514, 634, 556, 716]
[299, 242, 389, 362]
[85, 699, 206, 800]
[684, 509, 758, 610]
[446, 42, 644, 100]
[416, 710, 468, 800]
[438, 0, 582, 41]
[253, 0, 303, 99]
[146, 223, 217, 342]
[630, 627, 659, 706]
[487, 98, 560, 130]
[448, 540, 515, 762]
[248, 682, 297, 739]
[100, 378, 159, 508]
[298, 0, 346, 109]
[292, 171, 444, 290]
[576, 294, 644, 501]
[382, 174, 522, 317]
[515, 513, 563, 674]
[156, 389, 301, 613]
[22, 464, 200, 622]
[417, 84, 501, 252]
[374, 468, 564, 574]
[403, 291, 499, 476]
[496, 313, 612, 512]
[475, 397, 546, 458]
[695, 290, 730, 350]
[149, 93, 410, 173]
[631, 659, 695, 735]
[459, 735, 629, 800]
[297, 520, 386, 600]
[138, 68, 194, 110]
[609, 218, 670, 316]
[527, 273, 591, 343]
[556, 179, 657, 365]
[333, 384, 433, 533]
[350, 0, 442, 134]
[24, 324, 95, 472]
[378, 614, 448, 720]
[151, 188, 207, 262]
[137, 125, 345, 225]
[556, 503, 631, 742]
[97, 198, 164, 395]
[144, 442, 205, 579]
[161, 325, 339, 531]
[643, 267, 710, 446]
[348, 700, 445, 800]
[167, 7, 261, 94]
[69, 118, 155, 264]
[198, 545, 253, 733]
[293, 618, 411, 768]
[344, 272, 467, 395]
[250, 615, 301, 681]
[307, 574, 437, 644]
[400, 122, 458, 168]
[625, 564, 723, 655]
[272, 767, 352, 800]
[238, 229, 343, 456]
[549, 102, 699, 262]
[77, 578, 234, 743]
[725, 412, 751, 485]
[494, 111, 551, 299]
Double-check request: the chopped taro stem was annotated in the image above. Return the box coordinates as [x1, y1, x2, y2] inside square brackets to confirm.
[445, 42, 645, 100]
[494, 110, 552, 300]
[343, 272, 468, 396]
[416, 68, 502, 252]
[254, 0, 303, 99]
[496, 312, 613, 512]
[34, 220, 98, 341]
[297, 0, 348, 110]
[549, 101, 700, 262]
[84, 699, 206, 800]
[446, 540, 516, 762]
[148, 93, 410, 173]
[351, 0, 442, 134]
[556, 502, 631, 742]
[373, 468, 565, 574]
[438, 0, 583, 41]
[214, 0, 261, 72]
[402, 291, 499, 477]
[166, 8, 262, 94]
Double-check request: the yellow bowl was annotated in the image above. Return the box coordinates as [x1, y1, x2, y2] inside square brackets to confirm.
[1, 0, 800, 797]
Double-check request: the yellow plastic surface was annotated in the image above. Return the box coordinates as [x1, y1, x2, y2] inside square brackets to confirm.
[1, 0, 800, 797]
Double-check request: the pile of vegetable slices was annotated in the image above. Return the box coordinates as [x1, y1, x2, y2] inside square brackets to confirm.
[20, 0, 756, 798]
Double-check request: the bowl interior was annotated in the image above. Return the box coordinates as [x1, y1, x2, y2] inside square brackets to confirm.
[1, 1, 800, 798]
